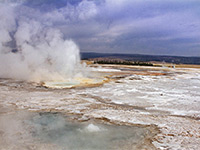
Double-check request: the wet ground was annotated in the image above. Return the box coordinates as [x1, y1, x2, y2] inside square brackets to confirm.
[0, 64, 200, 150]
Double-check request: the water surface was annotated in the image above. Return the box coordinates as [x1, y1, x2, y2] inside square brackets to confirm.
[27, 113, 149, 150]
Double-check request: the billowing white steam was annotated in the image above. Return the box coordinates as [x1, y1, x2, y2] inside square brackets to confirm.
[0, 3, 83, 82]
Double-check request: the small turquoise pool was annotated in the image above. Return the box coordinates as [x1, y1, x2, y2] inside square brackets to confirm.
[27, 113, 149, 150]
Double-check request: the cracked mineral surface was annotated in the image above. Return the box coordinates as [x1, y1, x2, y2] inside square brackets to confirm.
[0, 64, 200, 150]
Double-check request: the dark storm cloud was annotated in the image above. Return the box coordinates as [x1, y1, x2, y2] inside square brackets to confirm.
[1, 0, 200, 56]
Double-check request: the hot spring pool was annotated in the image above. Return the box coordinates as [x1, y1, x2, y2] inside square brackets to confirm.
[43, 77, 107, 89]
[0, 107, 151, 150]
[26, 113, 149, 150]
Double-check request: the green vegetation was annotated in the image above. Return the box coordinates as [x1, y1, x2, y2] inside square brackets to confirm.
[94, 60, 153, 66]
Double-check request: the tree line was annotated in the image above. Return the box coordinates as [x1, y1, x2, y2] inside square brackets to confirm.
[94, 60, 153, 66]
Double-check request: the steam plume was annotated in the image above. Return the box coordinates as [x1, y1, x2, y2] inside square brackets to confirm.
[0, 2, 84, 82]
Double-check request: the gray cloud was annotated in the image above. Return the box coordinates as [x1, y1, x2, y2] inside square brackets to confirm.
[1, 0, 200, 56]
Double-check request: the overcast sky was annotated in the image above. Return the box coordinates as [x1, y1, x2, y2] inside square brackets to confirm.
[2, 0, 200, 56]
